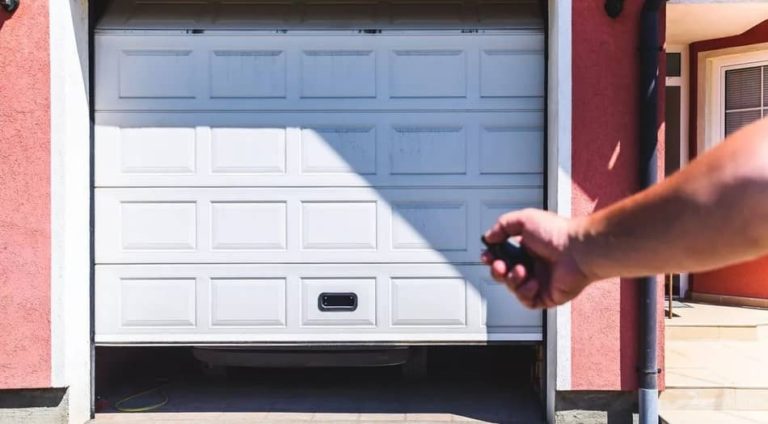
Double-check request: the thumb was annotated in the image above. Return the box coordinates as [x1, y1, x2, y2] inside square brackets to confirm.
[484, 210, 528, 243]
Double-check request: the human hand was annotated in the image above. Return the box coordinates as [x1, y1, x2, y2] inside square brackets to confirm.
[481, 209, 594, 309]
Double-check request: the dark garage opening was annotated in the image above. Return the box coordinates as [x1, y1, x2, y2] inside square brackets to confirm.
[95, 346, 545, 423]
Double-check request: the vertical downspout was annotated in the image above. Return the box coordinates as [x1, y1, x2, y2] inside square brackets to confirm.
[639, 1, 663, 423]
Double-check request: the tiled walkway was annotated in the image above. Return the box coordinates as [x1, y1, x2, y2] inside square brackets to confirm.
[662, 301, 768, 423]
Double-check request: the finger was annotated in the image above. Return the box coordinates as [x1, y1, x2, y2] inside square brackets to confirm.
[512, 287, 537, 309]
[483, 210, 528, 243]
[512, 278, 541, 309]
[537, 285, 558, 309]
[531, 291, 551, 309]
[509, 264, 527, 288]
[490, 259, 508, 283]
[480, 250, 494, 265]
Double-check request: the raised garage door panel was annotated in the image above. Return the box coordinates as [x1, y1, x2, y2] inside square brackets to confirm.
[95, 31, 544, 343]
[95, 34, 544, 111]
[95, 112, 544, 187]
[96, 187, 541, 263]
[95, 264, 541, 343]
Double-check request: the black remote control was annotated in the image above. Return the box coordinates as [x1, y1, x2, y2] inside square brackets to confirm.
[481, 235, 535, 275]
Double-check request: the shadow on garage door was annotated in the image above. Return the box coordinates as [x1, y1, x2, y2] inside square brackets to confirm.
[94, 346, 546, 423]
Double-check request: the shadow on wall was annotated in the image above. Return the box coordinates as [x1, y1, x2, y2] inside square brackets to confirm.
[0, 10, 10, 31]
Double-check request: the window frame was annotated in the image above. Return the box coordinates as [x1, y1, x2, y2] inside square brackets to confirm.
[707, 50, 768, 150]
[666, 45, 688, 167]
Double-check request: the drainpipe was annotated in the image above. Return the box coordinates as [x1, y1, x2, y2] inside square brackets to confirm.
[638, 1, 663, 423]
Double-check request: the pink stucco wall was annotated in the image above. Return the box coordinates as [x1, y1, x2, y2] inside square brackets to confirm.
[570, 0, 665, 390]
[0, 0, 51, 388]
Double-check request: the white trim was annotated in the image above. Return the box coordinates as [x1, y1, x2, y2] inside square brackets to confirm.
[96, 333, 543, 344]
[665, 45, 690, 298]
[706, 49, 768, 150]
[50, 0, 92, 423]
[95, 29, 536, 36]
[546, 0, 572, 422]
[52, 2, 562, 421]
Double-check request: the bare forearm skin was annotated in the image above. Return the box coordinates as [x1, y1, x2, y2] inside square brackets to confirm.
[570, 118, 768, 281]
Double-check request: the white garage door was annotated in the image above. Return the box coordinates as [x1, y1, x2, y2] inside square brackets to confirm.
[94, 1, 545, 344]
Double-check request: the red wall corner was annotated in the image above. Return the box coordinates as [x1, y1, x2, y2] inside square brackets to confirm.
[570, 0, 666, 391]
[0, 0, 52, 389]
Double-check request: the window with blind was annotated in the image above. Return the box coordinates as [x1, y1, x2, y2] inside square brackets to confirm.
[724, 64, 768, 136]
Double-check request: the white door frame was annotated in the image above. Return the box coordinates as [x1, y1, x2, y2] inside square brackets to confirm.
[50, 1, 572, 422]
[50, 0, 92, 423]
[665, 44, 690, 299]
[545, 0, 572, 422]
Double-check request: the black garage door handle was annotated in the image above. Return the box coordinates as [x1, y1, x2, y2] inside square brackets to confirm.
[318, 292, 358, 312]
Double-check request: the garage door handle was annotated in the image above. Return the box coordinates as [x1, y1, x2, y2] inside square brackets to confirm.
[318, 293, 358, 312]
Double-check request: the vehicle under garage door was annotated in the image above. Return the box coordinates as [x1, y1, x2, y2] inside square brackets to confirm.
[94, 0, 545, 344]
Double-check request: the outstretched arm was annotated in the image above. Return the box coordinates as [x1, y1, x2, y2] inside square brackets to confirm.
[482, 117, 768, 309]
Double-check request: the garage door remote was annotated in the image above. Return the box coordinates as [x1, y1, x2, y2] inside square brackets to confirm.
[481, 235, 535, 275]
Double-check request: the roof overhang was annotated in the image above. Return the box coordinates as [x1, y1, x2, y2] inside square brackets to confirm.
[667, 1, 768, 45]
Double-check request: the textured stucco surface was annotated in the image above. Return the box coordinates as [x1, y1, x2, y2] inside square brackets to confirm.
[0, 1, 52, 388]
[570, 0, 665, 391]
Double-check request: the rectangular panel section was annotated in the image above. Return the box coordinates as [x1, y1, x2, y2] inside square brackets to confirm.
[391, 278, 466, 326]
[301, 278, 376, 326]
[302, 202, 377, 249]
[120, 50, 195, 98]
[121, 202, 197, 250]
[210, 278, 286, 326]
[392, 202, 467, 251]
[211, 128, 286, 173]
[211, 50, 286, 98]
[95, 264, 542, 343]
[211, 202, 287, 250]
[390, 50, 466, 98]
[390, 127, 465, 174]
[301, 127, 376, 174]
[301, 50, 376, 98]
[479, 127, 543, 174]
[480, 50, 544, 97]
[120, 127, 196, 174]
[120, 278, 196, 327]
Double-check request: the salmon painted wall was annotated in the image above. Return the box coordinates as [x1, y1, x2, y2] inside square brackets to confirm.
[688, 20, 768, 300]
[0, 1, 51, 388]
[570, 1, 665, 390]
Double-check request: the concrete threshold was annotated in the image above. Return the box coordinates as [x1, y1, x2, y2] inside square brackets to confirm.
[661, 409, 768, 424]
